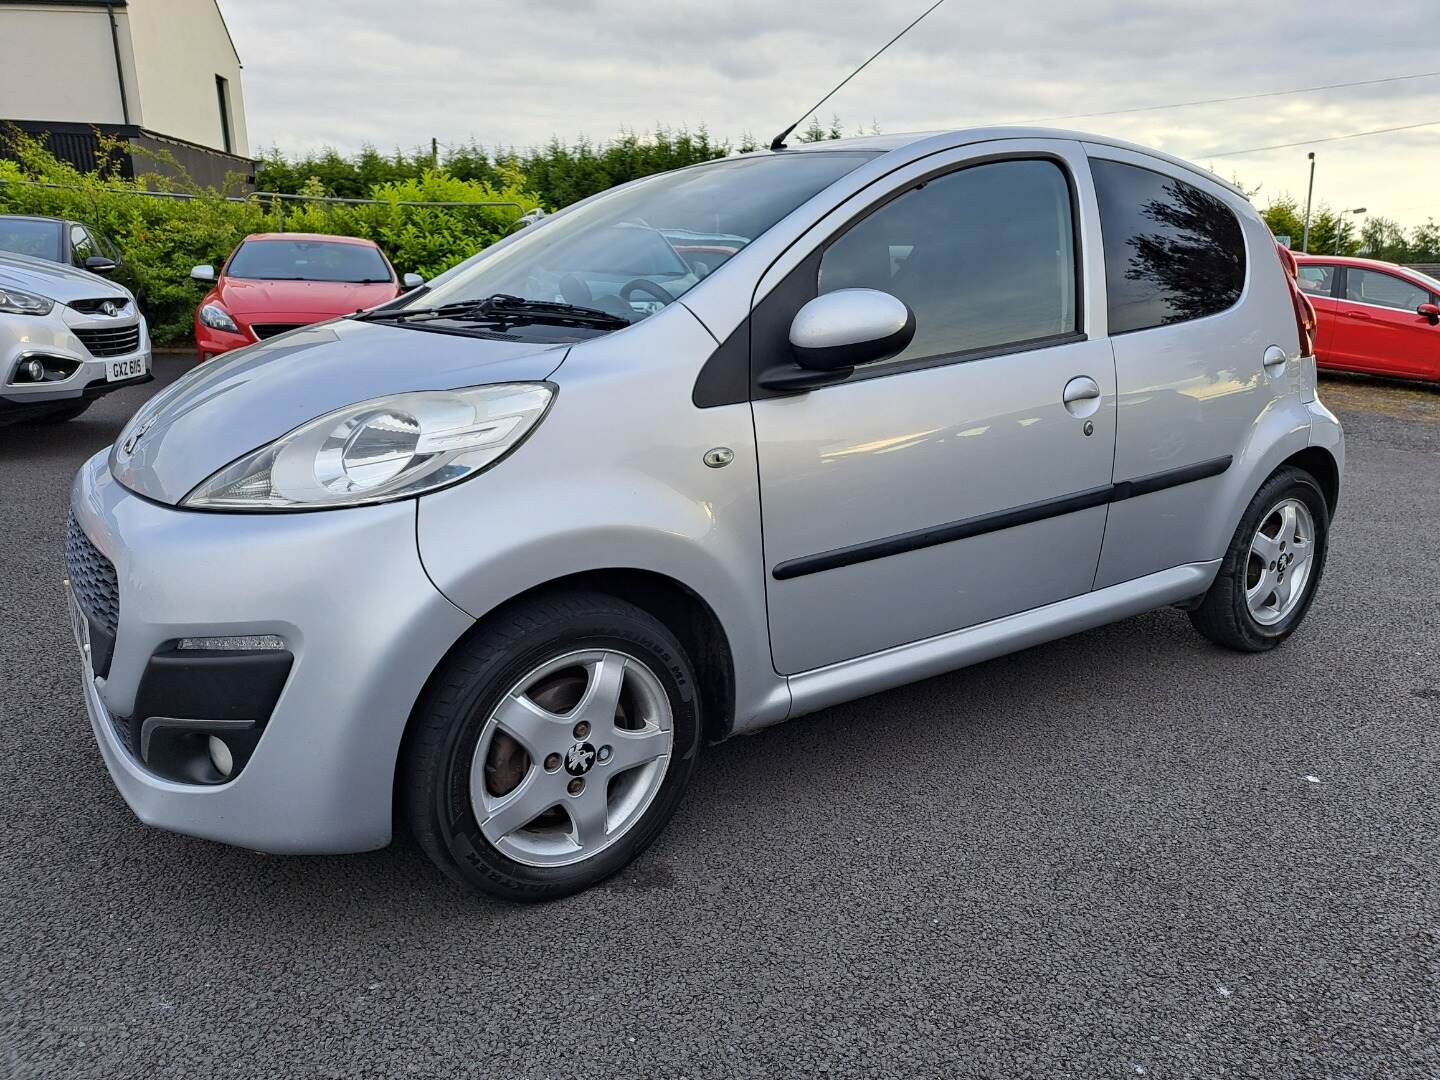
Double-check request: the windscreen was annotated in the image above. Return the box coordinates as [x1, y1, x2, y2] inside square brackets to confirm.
[414, 151, 878, 323]
[0, 219, 63, 262]
[227, 239, 392, 283]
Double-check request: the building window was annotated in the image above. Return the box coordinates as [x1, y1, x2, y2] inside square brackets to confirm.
[216, 75, 233, 154]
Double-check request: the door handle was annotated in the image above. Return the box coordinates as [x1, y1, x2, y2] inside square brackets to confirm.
[1262, 345, 1289, 371]
[1062, 376, 1101, 417]
[1343, 310, 1372, 320]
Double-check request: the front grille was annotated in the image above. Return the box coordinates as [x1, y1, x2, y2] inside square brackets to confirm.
[251, 323, 304, 340]
[67, 297, 131, 316]
[74, 323, 142, 357]
[65, 514, 119, 638]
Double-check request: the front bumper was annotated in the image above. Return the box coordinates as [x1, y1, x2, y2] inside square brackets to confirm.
[69, 452, 473, 853]
[2, 309, 151, 417]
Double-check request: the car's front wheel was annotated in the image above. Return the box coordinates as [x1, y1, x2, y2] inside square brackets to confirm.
[1188, 465, 1330, 651]
[402, 592, 701, 901]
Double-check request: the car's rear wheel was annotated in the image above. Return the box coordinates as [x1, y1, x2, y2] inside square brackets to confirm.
[1188, 465, 1330, 651]
[402, 592, 701, 901]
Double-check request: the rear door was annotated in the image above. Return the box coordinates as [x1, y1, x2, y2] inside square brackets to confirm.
[1331, 267, 1439, 380]
[751, 141, 1117, 675]
[1087, 149, 1299, 588]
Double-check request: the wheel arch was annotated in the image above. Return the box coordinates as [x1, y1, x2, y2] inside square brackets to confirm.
[396, 568, 738, 816]
[1280, 445, 1340, 517]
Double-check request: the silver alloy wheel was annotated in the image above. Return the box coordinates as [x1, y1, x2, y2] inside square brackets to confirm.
[469, 649, 673, 867]
[1246, 497, 1316, 626]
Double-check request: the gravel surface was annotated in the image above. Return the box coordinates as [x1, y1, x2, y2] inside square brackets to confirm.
[3, 359, 1437, 1079]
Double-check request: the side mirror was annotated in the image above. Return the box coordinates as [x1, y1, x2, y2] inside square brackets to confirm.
[1418, 302, 1439, 324]
[790, 288, 915, 371]
[402, 272, 425, 290]
[83, 255, 118, 274]
[190, 264, 216, 284]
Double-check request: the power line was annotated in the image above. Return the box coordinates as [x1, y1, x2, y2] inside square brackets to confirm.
[1203, 119, 1439, 158]
[1015, 70, 1440, 124]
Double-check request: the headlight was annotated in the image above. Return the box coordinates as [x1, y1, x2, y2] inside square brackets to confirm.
[182, 383, 555, 510]
[0, 286, 54, 316]
[199, 303, 240, 334]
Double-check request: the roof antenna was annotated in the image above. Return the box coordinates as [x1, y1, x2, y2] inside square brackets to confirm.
[770, 0, 948, 152]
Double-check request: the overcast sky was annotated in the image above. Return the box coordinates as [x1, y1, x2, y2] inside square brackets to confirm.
[223, 0, 1438, 226]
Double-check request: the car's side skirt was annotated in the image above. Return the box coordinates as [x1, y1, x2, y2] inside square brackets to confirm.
[781, 561, 1220, 721]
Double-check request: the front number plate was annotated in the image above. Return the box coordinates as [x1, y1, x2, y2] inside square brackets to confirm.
[64, 579, 94, 672]
[106, 355, 148, 382]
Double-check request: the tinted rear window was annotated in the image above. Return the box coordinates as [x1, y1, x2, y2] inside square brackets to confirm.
[1092, 159, 1246, 334]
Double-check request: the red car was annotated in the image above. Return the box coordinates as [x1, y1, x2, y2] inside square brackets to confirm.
[1293, 254, 1440, 384]
[191, 233, 419, 360]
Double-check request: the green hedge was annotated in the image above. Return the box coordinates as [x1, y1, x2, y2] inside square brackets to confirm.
[0, 135, 539, 345]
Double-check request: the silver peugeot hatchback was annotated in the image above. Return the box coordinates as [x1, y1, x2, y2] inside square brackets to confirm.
[68, 128, 1342, 900]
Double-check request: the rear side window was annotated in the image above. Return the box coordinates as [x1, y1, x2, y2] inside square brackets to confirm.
[1344, 268, 1430, 311]
[818, 158, 1078, 368]
[1092, 159, 1246, 334]
[1297, 264, 1336, 297]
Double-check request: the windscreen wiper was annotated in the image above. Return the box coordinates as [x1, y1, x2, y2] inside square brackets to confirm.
[357, 293, 632, 330]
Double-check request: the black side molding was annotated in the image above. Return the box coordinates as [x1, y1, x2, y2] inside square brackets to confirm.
[1110, 455, 1232, 502]
[772, 455, 1233, 581]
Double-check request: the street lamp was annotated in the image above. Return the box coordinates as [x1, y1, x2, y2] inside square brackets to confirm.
[1301, 152, 1316, 253]
[1334, 207, 1367, 256]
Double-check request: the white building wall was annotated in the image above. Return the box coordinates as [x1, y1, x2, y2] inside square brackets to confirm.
[125, 0, 248, 156]
[0, 4, 142, 126]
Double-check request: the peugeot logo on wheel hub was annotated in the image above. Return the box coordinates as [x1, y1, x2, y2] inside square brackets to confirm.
[564, 742, 596, 776]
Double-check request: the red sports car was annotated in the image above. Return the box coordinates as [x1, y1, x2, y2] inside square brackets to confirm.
[191, 233, 418, 360]
[1293, 254, 1440, 384]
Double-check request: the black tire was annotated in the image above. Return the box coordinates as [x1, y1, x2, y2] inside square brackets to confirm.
[1188, 465, 1330, 651]
[21, 400, 92, 424]
[401, 591, 702, 902]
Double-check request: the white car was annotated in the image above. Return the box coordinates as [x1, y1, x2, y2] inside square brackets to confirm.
[1, 252, 151, 424]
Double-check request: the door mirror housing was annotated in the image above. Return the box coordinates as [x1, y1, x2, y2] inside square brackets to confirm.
[83, 255, 118, 274]
[1418, 302, 1439, 323]
[789, 288, 916, 372]
[402, 272, 425, 290]
[190, 264, 216, 284]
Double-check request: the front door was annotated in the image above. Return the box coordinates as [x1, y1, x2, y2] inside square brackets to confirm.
[1296, 262, 1341, 361]
[751, 149, 1116, 675]
[1331, 267, 1439, 380]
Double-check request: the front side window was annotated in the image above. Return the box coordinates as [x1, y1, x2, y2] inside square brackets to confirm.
[817, 158, 1078, 368]
[0, 219, 63, 261]
[226, 240, 393, 284]
[412, 152, 877, 330]
[1092, 158, 1246, 334]
[70, 225, 96, 264]
[1297, 264, 1336, 297]
[1345, 268, 1430, 311]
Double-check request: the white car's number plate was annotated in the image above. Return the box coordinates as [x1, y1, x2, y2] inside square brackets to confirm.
[65, 580, 93, 671]
[106, 356, 147, 382]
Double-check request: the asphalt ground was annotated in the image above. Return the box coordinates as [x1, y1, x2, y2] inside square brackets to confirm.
[2, 355, 1437, 1079]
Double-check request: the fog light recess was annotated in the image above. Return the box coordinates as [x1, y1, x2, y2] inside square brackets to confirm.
[208, 735, 234, 778]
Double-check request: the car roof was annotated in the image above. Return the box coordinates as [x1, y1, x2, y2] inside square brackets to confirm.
[241, 232, 380, 246]
[1294, 253, 1414, 272]
[0, 214, 68, 225]
[783, 126, 1245, 198]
